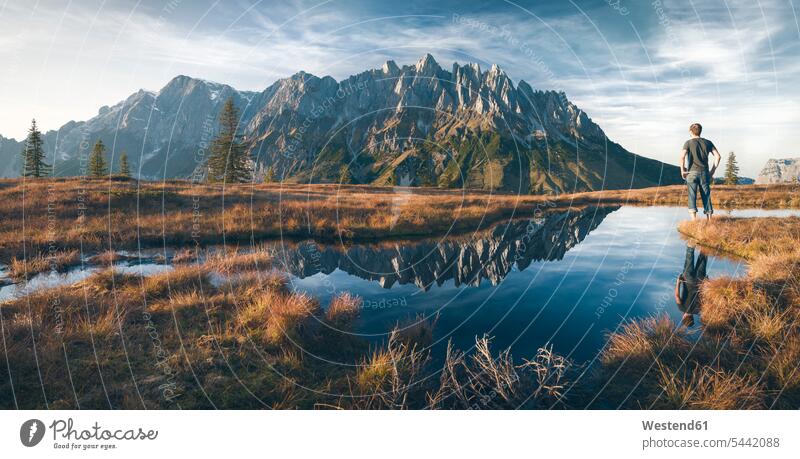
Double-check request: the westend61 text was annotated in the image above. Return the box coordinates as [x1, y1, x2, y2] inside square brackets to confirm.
[642, 420, 708, 431]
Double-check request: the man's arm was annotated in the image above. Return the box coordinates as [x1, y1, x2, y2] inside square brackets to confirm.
[709, 148, 722, 176]
[680, 149, 688, 178]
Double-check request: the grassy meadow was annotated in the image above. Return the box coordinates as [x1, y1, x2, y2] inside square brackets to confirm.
[2, 177, 799, 409]
[0, 247, 571, 409]
[2, 177, 799, 262]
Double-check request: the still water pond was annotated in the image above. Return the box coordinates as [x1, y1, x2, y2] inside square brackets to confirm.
[282, 206, 794, 362]
[2, 206, 795, 364]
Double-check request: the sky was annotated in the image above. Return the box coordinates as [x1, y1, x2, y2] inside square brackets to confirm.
[1, 0, 798, 176]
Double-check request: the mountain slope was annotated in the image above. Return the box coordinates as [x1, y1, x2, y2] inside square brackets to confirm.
[756, 158, 800, 184]
[1, 78, 258, 179]
[0, 55, 681, 192]
[248, 54, 680, 192]
[0, 135, 23, 177]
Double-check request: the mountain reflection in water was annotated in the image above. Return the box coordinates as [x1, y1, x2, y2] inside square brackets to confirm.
[272, 206, 619, 290]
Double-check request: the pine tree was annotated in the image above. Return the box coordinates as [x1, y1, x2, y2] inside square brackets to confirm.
[119, 151, 131, 178]
[118, 151, 131, 178]
[339, 165, 353, 184]
[88, 140, 108, 177]
[21, 119, 51, 178]
[724, 151, 740, 185]
[207, 98, 251, 183]
[264, 166, 275, 183]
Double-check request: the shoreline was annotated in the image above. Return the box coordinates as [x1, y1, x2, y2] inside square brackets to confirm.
[2, 206, 798, 408]
[2, 178, 798, 260]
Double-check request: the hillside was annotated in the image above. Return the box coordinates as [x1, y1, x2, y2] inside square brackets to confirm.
[0, 55, 681, 193]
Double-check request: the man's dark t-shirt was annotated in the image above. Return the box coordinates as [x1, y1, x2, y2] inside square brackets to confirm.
[683, 138, 715, 172]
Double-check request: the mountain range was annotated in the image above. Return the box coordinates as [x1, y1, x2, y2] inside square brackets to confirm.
[0, 54, 681, 193]
[756, 158, 800, 184]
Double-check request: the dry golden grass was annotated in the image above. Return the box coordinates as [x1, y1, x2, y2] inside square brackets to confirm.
[645, 214, 800, 409]
[597, 214, 800, 408]
[204, 245, 274, 274]
[766, 336, 800, 402]
[235, 289, 320, 345]
[3, 177, 797, 260]
[8, 249, 80, 279]
[348, 328, 437, 409]
[140, 266, 212, 299]
[0, 259, 330, 409]
[151, 290, 208, 312]
[77, 268, 141, 293]
[746, 308, 790, 343]
[679, 216, 800, 261]
[325, 293, 361, 328]
[682, 216, 799, 338]
[601, 315, 688, 367]
[87, 250, 126, 266]
[699, 278, 771, 331]
[4, 183, 799, 409]
[2, 270, 146, 344]
[749, 253, 800, 284]
[72, 308, 122, 340]
[425, 337, 570, 409]
[657, 365, 764, 409]
[355, 347, 398, 394]
[1, 250, 578, 410]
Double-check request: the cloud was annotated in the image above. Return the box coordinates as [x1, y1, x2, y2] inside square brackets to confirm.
[0, 0, 797, 176]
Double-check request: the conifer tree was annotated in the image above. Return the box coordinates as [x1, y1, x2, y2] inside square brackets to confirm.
[264, 166, 275, 183]
[339, 165, 353, 184]
[118, 151, 131, 178]
[21, 119, 51, 178]
[207, 98, 251, 183]
[88, 140, 108, 177]
[724, 151, 740, 185]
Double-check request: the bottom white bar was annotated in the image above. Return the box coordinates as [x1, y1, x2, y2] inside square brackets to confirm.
[1, 410, 796, 458]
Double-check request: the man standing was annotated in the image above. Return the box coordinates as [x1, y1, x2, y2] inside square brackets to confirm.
[680, 123, 721, 220]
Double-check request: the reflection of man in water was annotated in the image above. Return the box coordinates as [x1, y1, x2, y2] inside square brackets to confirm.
[674, 242, 707, 327]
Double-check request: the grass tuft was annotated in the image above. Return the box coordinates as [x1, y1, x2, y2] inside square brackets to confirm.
[657, 365, 764, 410]
[8, 250, 80, 279]
[325, 293, 361, 328]
[235, 290, 320, 345]
[602, 315, 687, 367]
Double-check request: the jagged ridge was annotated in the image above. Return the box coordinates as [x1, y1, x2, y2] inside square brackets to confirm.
[756, 158, 800, 184]
[0, 54, 681, 192]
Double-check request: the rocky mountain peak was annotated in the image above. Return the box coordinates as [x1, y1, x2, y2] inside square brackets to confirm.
[0, 54, 681, 191]
[288, 70, 313, 82]
[756, 158, 800, 184]
[414, 53, 441, 75]
[159, 75, 194, 94]
[382, 60, 400, 76]
[488, 63, 504, 76]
